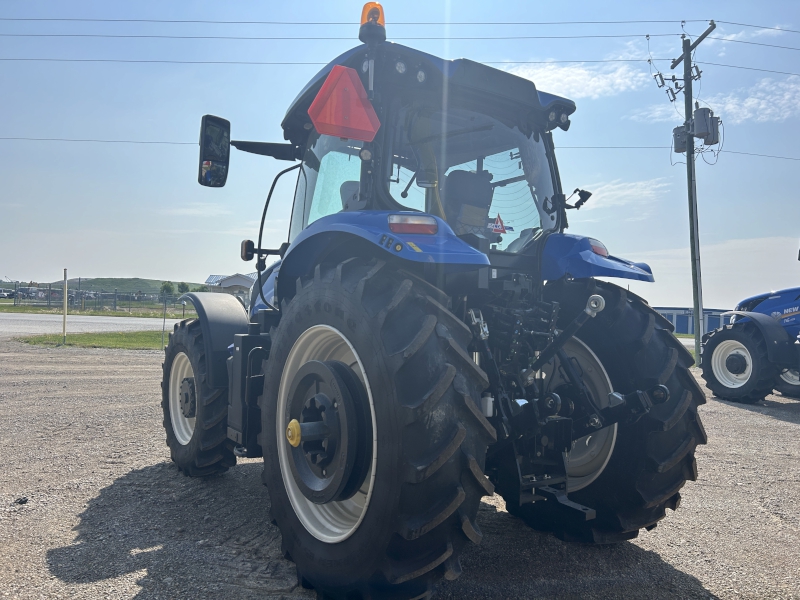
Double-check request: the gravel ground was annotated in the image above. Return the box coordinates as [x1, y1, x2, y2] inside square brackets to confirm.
[1, 339, 798, 599]
[0, 313, 181, 338]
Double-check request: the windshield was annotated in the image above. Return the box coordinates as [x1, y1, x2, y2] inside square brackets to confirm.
[386, 107, 558, 252]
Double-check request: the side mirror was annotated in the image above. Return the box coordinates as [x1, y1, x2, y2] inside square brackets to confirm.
[241, 239, 255, 262]
[198, 115, 231, 187]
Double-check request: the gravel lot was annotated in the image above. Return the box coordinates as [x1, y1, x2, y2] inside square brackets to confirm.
[1, 339, 798, 599]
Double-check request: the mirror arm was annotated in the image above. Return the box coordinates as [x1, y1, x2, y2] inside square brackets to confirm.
[257, 243, 290, 259]
[230, 140, 302, 161]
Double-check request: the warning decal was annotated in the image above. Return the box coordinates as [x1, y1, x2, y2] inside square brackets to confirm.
[487, 214, 514, 234]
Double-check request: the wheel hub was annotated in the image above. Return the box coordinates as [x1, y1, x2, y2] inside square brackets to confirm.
[284, 360, 372, 505]
[179, 377, 196, 419]
[725, 353, 748, 375]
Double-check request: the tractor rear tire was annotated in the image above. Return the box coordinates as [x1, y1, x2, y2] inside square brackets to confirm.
[161, 319, 236, 476]
[503, 279, 707, 543]
[260, 259, 495, 599]
[775, 370, 800, 399]
[701, 324, 778, 404]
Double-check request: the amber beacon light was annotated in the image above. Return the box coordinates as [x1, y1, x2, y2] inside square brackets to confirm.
[359, 2, 386, 43]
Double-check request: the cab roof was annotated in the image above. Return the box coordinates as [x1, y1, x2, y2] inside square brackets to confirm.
[281, 42, 576, 142]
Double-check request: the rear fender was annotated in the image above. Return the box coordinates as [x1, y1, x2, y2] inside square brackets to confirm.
[178, 292, 250, 389]
[276, 211, 489, 301]
[542, 233, 654, 283]
[722, 310, 796, 366]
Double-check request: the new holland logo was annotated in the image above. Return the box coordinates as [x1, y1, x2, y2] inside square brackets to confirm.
[487, 215, 514, 234]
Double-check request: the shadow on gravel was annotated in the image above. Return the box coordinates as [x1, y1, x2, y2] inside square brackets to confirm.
[713, 394, 800, 425]
[46, 461, 308, 600]
[435, 501, 718, 600]
[48, 462, 715, 600]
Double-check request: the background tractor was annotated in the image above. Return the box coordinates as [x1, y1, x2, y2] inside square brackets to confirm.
[702, 284, 800, 403]
[160, 4, 706, 598]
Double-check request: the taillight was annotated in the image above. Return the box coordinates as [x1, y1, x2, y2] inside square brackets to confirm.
[588, 238, 608, 257]
[388, 214, 438, 235]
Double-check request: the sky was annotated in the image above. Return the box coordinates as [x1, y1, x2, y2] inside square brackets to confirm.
[1, 0, 798, 308]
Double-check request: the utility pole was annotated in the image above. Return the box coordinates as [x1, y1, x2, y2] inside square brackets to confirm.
[670, 20, 716, 362]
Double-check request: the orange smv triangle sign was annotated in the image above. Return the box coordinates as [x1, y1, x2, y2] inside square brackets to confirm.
[308, 65, 381, 142]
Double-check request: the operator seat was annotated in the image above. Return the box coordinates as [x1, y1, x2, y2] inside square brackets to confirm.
[340, 181, 361, 211]
[441, 170, 494, 236]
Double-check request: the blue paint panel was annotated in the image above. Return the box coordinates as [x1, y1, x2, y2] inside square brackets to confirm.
[676, 314, 689, 334]
[276, 211, 490, 302]
[537, 91, 577, 115]
[541, 233, 654, 283]
[737, 286, 800, 339]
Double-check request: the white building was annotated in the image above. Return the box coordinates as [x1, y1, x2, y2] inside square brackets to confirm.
[204, 273, 258, 299]
[653, 307, 730, 335]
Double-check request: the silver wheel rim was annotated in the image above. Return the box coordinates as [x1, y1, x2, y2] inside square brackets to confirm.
[711, 340, 752, 389]
[780, 369, 800, 386]
[277, 325, 377, 543]
[541, 337, 617, 492]
[169, 352, 196, 446]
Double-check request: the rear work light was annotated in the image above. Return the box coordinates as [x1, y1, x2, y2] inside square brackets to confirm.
[588, 238, 609, 257]
[388, 215, 438, 235]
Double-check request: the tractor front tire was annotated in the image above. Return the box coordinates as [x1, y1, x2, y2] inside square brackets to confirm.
[161, 319, 236, 476]
[260, 259, 495, 599]
[701, 324, 778, 404]
[504, 279, 708, 543]
[775, 369, 800, 399]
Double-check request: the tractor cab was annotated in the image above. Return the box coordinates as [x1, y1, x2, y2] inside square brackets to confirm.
[280, 41, 575, 258]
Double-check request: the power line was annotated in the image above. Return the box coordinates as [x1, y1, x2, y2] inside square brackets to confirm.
[3, 137, 798, 161]
[0, 137, 194, 144]
[0, 57, 669, 65]
[0, 32, 682, 41]
[716, 20, 800, 35]
[495, 59, 659, 64]
[697, 61, 800, 77]
[0, 17, 710, 26]
[2, 57, 793, 76]
[707, 36, 800, 52]
[724, 150, 800, 161]
[0, 58, 329, 65]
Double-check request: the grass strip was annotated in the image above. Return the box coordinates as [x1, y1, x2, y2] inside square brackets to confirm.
[18, 330, 165, 350]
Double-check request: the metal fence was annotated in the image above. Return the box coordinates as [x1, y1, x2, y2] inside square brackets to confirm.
[1, 282, 200, 318]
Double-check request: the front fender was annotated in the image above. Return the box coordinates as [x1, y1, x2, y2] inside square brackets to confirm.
[542, 233, 654, 283]
[721, 310, 796, 366]
[277, 211, 489, 300]
[178, 292, 250, 389]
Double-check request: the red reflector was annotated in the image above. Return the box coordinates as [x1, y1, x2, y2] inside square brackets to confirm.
[589, 238, 608, 257]
[307, 65, 381, 142]
[388, 215, 438, 235]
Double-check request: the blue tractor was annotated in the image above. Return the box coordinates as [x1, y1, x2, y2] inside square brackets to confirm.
[702, 286, 800, 403]
[160, 6, 706, 598]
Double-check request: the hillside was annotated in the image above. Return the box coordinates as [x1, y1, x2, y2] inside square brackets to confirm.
[44, 277, 206, 294]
